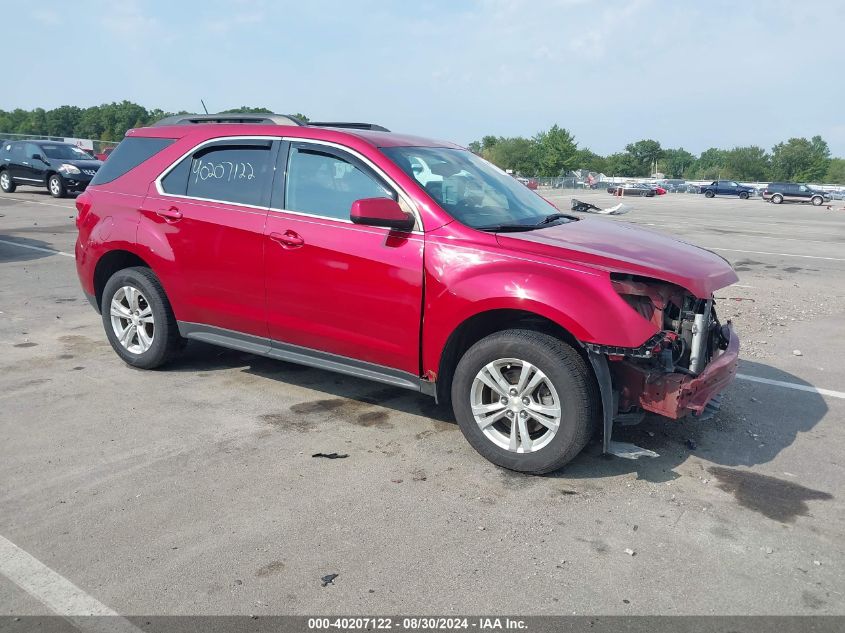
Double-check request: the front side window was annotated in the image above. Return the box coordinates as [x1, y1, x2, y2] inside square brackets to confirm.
[285, 146, 393, 220]
[162, 140, 274, 206]
[382, 146, 565, 230]
[25, 143, 42, 159]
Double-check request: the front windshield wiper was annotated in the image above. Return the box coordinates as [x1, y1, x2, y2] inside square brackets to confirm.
[476, 224, 539, 233]
[535, 213, 574, 226]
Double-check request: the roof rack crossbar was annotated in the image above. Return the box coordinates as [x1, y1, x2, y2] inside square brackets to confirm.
[151, 113, 390, 132]
[152, 113, 307, 127]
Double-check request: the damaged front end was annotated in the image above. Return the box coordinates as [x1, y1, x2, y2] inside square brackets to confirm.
[585, 274, 740, 458]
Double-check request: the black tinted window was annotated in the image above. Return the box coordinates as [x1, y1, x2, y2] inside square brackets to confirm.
[173, 142, 274, 206]
[11, 143, 24, 159]
[285, 146, 393, 220]
[91, 137, 174, 186]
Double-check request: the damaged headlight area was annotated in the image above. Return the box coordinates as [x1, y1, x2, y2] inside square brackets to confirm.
[591, 274, 739, 423]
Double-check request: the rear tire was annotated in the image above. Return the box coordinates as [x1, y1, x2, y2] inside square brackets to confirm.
[771, 193, 783, 204]
[451, 329, 598, 474]
[704, 190, 715, 198]
[0, 170, 15, 193]
[101, 267, 182, 369]
[48, 174, 66, 198]
[811, 195, 823, 206]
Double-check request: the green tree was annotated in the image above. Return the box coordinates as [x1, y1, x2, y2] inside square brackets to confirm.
[825, 158, 845, 184]
[625, 139, 663, 176]
[533, 124, 577, 177]
[659, 148, 696, 178]
[573, 148, 608, 174]
[220, 106, 274, 113]
[604, 152, 641, 177]
[722, 146, 771, 181]
[484, 136, 539, 175]
[689, 148, 728, 180]
[771, 136, 830, 182]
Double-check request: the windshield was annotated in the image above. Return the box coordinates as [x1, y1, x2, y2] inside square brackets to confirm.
[42, 144, 94, 160]
[382, 146, 561, 230]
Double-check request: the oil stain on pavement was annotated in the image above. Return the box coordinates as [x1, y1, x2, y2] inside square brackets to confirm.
[709, 466, 832, 522]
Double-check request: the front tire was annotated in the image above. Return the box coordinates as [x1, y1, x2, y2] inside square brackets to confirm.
[0, 170, 15, 193]
[771, 193, 783, 204]
[101, 267, 182, 369]
[739, 191, 749, 200]
[704, 190, 715, 198]
[451, 330, 598, 474]
[811, 196, 823, 206]
[48, 174, 66, 198]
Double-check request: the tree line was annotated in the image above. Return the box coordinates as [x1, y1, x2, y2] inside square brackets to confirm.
[471, 129, 843, 183]
[0, 102, 307, 145]
[1, 102, 842, 183]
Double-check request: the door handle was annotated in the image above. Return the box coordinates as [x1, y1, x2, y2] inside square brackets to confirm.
[270, 231, 304, 248]
[155, 207, 183, 221]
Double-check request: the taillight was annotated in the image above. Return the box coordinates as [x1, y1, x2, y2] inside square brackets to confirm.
[75, 191, 92, 227]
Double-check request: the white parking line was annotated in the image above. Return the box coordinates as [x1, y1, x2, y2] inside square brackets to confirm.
[0, 196, 76, 209]
[0, 238, 74, 258]
[0, 534, 143, 632]
[704, 247, 845, 262]
[737, 374, 845, 399]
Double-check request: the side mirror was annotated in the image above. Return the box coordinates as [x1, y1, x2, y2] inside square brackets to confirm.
[350, 198, 415, 231]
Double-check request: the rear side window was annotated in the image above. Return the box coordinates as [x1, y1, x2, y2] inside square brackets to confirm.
[91, 137, 174, 186]
[161, 140, 274, 207]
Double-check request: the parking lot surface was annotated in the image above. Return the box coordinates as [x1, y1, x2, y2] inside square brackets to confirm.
[1, 188, 844, 615]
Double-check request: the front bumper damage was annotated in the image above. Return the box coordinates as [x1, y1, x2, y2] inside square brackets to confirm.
[615, 324, 739, 419]
[587, 324, 740, 459]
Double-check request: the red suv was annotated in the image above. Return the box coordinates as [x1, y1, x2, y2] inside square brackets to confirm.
[75, 114, 740, 474]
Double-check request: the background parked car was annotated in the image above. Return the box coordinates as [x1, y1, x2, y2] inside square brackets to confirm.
[516, 176, 538, 190]
[0, 140, 102, 197]
[700, 180, 755, 199]
[762, 182, 832, 205]
[94, 146, 116, 162]
[606, 183, 656, 197]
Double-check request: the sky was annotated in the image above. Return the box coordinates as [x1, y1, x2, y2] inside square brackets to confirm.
[8, 0, 845, 156]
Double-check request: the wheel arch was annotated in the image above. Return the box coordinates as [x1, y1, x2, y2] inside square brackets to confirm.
[92, 249, 153, 312]
[434, 308, 588, 405]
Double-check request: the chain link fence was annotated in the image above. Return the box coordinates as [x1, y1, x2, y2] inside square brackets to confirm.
[0, 132, 117, 156]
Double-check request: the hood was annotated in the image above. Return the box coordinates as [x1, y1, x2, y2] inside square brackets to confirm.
[496, 218, 738, 297]
[47, 158, 102, 169]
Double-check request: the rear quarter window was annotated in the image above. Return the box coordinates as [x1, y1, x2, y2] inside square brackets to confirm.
[90, 137, 175, 186]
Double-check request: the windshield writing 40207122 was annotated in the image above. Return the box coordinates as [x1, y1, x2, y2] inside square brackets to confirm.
[192, 159, 255, 184]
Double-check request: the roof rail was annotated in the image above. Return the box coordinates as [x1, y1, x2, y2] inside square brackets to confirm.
[308, 122, 390, 132]
[151, 113, 306, 127]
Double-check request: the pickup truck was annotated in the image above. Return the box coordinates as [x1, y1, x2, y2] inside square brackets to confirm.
[700, 180, 754, 199]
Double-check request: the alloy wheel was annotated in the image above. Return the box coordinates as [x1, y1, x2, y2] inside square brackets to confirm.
[110, 286, 155, 354]
[49, 177, 61, 196]
[470, 358, 562, 453]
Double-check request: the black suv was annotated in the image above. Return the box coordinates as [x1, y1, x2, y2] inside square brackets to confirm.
[762, 182, 832, 206]
[0, 140, 103, 198]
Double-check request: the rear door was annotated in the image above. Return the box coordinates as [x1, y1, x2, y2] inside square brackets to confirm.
[6, 143, 27, 181]
[795, 184, 811, 202]
[142, 137, 279, 338]
[263, 141, 424, 374]
[24, 143, 47, 184]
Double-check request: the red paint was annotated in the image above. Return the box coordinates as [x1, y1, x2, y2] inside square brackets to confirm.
[76, 122, 740, 420]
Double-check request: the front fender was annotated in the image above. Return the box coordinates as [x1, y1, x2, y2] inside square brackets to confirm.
[421, 233, 659, 377]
